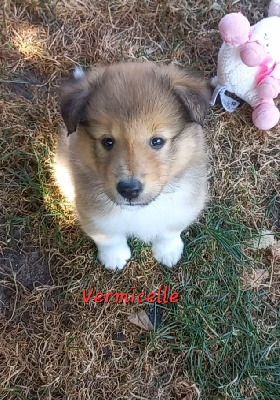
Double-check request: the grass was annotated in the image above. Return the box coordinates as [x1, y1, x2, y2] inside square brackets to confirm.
[165, 218, 279, 399]
[1, 0, 280, 399]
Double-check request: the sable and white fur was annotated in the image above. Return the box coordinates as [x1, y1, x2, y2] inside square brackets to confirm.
[55, 62, 210, 270]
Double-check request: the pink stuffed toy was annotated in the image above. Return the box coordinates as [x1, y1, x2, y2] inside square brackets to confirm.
[211, 0, 280, 130]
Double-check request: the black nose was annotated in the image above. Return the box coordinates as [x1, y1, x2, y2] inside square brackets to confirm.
[116, 179, 143, 200]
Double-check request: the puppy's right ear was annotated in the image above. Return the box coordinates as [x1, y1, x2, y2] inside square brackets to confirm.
[60, 67, 91, 136]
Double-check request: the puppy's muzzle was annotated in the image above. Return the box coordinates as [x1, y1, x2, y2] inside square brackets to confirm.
[116, 178, 143, 200]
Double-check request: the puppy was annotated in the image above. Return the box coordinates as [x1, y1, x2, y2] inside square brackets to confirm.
[55, 62, 210, 270]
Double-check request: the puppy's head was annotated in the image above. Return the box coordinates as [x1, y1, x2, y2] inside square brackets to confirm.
[60, 62, 210, 207]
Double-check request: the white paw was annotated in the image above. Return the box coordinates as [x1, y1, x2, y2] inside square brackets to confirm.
[98, 244, 131, 270]
[152, 237, 184, 268]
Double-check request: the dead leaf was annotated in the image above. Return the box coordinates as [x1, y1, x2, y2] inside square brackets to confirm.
[250, 230, 276, 250]
[210, 2, 222, 11]
[241, 268, 269, 289]
[128, 310, 154, 331]
[145, 303, 163, 328]
[271, 241, 280, 260]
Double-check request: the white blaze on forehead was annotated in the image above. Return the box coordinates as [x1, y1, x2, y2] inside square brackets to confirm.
[73, 66, 85, 80]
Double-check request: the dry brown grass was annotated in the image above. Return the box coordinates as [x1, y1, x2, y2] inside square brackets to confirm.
[1, 1, 280, 399]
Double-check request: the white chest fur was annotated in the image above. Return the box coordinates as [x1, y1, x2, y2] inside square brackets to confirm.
[92, 181, 206, 242]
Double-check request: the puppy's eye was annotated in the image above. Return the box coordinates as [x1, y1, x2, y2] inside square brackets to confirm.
[150, 137, 165, 149]
[101, 137, 115, 149]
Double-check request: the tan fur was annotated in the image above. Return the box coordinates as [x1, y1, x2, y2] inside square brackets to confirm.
[55, 62, 211, 269]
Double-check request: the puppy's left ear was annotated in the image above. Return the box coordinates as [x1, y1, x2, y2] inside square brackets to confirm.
[168, 67, 211, 125]
[60, 67, 91, 136]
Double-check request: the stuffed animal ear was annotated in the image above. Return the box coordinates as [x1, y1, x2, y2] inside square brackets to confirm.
[60, 67, 91, 135]
[165, 66, 211, 125]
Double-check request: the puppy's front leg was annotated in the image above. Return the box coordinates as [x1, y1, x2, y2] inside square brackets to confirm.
[152, 231, 184, 268]
[78, 212, 131, 270]
[93, 234, 131, 270]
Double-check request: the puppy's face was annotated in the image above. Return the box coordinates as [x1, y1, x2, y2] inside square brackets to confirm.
[60, 63, 210, 207]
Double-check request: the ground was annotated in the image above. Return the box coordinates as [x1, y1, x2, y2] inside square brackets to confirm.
[0, 1, 280, 399]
